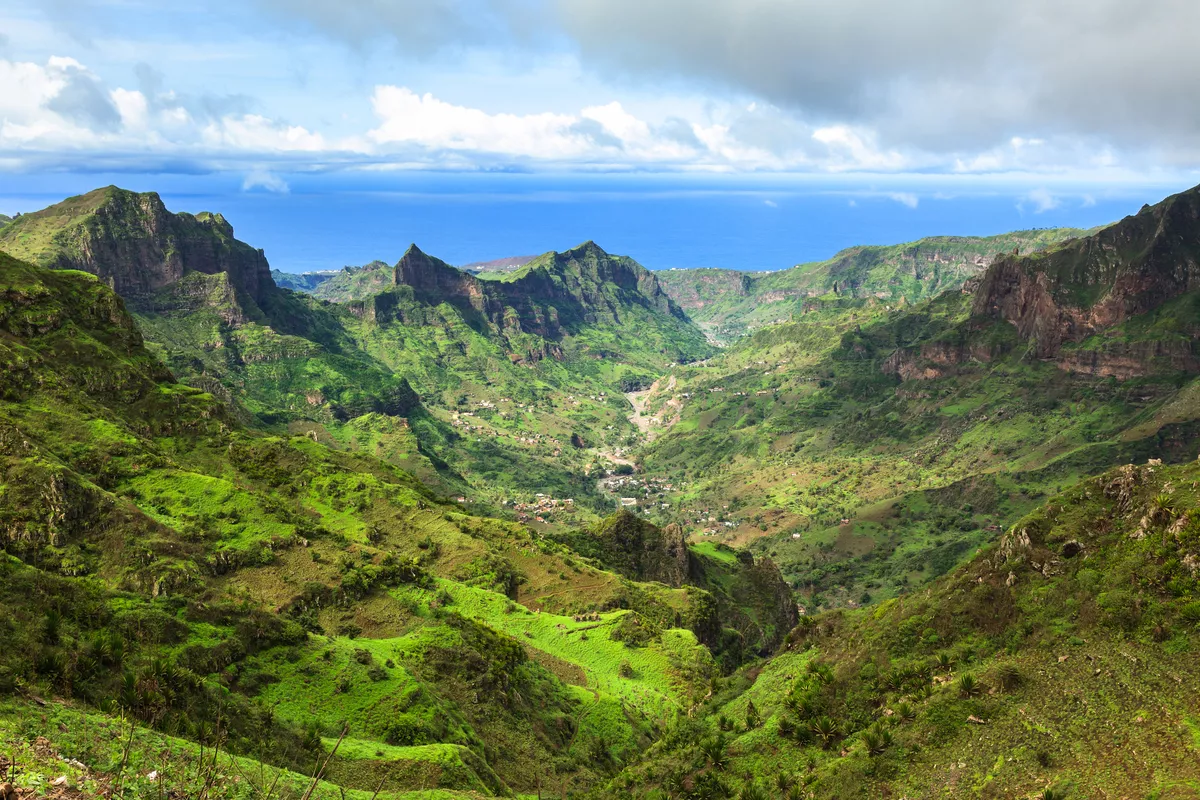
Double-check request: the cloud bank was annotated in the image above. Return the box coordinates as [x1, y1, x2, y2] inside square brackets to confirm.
[6, 0, 1200, 178]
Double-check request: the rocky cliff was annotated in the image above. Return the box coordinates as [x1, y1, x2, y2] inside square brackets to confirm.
[0, 187, 274, 310]
[972, 184, 1200, 358]
[589, 509, 694, 587]
[382, 240, 690, 339]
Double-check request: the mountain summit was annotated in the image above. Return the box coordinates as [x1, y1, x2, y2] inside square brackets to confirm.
[0, 186, 274, 307]
[973, 183, 1200, 359]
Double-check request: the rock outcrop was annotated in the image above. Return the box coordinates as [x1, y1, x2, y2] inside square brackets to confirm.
[383, 240, 691, 341]
[0, 187, 274, 309]
[590, 509, 694, 587]
[972, 184, 1200, 359]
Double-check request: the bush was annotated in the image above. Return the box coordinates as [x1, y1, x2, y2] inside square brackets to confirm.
[862, 723, 893, 755]
[996, 663, 1022, 691]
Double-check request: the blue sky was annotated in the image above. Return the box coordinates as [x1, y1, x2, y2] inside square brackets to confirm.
[2, 1, 1199, 269]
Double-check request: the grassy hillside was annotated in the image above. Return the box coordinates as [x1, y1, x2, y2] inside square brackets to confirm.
[600, 458, 1200, 798]
[0, 252, 791, 798]
[627, 192, 1200, 611]
[656, 228, 1090, 343]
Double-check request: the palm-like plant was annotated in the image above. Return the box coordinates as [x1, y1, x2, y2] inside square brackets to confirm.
[862, 723, 893, 756]
[774, 771, 796, 794]
[700, 736, 728, 771]
[957, 674, 981, 698]
[809, 715, 840, 749]
[894, 701, 915, 723]
[663, 771, 687, 798]
[739, 782, 768, 800]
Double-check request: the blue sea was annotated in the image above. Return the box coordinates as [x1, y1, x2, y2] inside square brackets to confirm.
[1, 172, 1191, 273]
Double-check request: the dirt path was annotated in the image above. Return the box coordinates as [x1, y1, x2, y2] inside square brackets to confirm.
[625, 374, 677, 440]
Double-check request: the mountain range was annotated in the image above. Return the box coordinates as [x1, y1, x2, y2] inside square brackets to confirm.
[0, 183, 1198, 798]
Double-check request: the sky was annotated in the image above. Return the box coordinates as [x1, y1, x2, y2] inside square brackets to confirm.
[2, 1, 1199, 270]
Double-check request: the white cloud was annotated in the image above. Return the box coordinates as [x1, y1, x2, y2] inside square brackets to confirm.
[1022, 188, 1061, 213]
[203, 114, 326, 152]
[812, 126, 908, 171]
[888, 192, 919, 209]
[763, 199, 778, 208]
[242, 169, 290, 192]
[369, 87, 584, 158]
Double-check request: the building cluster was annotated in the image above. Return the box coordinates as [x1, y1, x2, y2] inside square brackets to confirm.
[507, 494, 575, 523]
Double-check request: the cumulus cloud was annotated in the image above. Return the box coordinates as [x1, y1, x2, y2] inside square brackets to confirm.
[551, 0, 1200, 158]
[0, 55, 329, 169]
[242, 169, 290, 192]
[1021, 188, 1061, 213]
[887, 192, 919, 209]
[240, 0, 1200, 169]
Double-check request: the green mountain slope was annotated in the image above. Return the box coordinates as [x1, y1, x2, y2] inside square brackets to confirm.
[0, 251, 789, 798]
[0, 188, 714, 513]
[297, 241, 714, 509]
[630, 186, 1200, 610]
[657, 228, 1091, 343]
[605, 458, 1200, 798]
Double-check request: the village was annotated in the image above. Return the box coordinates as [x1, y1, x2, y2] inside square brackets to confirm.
[504, 494, 576, 524]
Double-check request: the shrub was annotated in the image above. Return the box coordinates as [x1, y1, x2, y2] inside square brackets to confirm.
[809, 716, 840, 749]
[957, 674, 981, 698]
[700, 736, 728, 770]
[862, 723, 893, 756]
[996, 663, 1022, 691]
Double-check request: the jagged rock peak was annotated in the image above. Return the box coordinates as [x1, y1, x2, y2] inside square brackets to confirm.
[0, 185, 275, 304]
[972, 182, 1200, 357]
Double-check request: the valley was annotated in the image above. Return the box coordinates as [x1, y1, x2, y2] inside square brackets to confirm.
[0, 183, 1198, 799]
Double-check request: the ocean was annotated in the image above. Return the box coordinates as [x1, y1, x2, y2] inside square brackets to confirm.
[0, 171, 1190, 273]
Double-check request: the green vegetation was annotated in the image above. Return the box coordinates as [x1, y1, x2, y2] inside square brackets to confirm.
[2, 181, 1200, 798]
[656, 227, 1091, 343]
[601, 460, 1200, 797]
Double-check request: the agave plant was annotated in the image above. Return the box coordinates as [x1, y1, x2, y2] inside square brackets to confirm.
[996, 663, 1022, 691]
[809, 715, 840, 749]
[957, 674, 981, 698]
[862, 723, 893, 756]
[935, 651, 955, 671]
[807, 661, 835, 685]
[663, 771, 687, 798]
[739, 782, 768, 800]
[894, 701, 915, 723]
[774, 771, 796, 794]
[700, 735, 729, 771]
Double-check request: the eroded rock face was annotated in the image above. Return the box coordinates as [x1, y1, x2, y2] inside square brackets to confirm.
[972, 185, 1200, 359]
[881, 340, 1008, 381]
[388, 241, 691, 343]
[0, 187, 274, 307]
[592, 510, 693, 587]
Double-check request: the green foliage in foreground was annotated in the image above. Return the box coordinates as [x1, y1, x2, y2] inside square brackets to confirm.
[0, 252, 773, 797]
[599, 459, 1200, 798]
